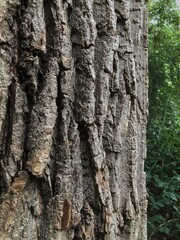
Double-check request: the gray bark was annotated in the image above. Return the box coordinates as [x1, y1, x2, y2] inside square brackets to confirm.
[0, 0, 148, 239]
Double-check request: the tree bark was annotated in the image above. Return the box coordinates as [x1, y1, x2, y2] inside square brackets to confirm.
[0, 0, 148, 239]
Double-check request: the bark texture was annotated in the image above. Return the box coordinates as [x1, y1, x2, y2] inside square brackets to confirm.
[0, 0, 148, 239]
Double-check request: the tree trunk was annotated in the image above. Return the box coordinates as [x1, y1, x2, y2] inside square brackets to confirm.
[0, 0, 148, 239]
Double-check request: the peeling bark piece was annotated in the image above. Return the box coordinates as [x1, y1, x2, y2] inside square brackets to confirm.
[10, 171, 29, 194]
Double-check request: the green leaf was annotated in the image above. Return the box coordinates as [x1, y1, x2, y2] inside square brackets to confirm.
[173, 205, 180, 215]
[168, 193, 178, 201]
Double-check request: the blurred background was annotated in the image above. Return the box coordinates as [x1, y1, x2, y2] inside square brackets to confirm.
[146, 0, 180, 239]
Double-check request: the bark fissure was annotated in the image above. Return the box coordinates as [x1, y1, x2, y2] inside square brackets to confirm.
[2, 79, 16, 160]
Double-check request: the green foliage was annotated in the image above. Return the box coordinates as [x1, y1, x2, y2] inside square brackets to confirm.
[146, 0, 180, 239]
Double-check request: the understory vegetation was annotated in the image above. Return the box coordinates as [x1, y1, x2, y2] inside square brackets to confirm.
[146, 0, 180, 239]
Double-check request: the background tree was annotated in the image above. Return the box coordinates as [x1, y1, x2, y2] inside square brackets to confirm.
[146, 0, 180, 239]
[0, 0, 148, 239]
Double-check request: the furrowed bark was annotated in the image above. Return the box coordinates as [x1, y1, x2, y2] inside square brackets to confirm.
[0, 0, 148, 239]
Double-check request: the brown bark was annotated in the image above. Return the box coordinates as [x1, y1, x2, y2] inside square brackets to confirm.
[0, 0, 148, 239]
